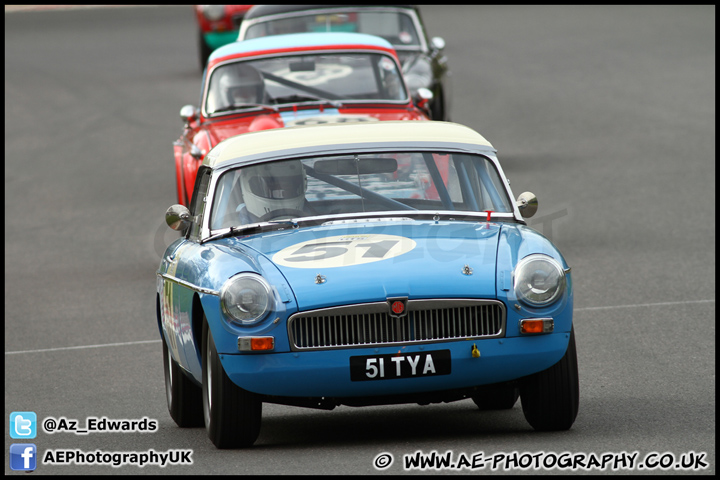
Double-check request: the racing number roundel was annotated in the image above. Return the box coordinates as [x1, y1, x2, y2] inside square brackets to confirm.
[272, 234, 416, 269]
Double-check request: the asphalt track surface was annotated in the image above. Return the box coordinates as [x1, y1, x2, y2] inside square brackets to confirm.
[5, 5, 715, 475]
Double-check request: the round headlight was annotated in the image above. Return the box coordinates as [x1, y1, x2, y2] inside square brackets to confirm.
[220, 273, 273, 325]
[513, 254, 566, 307]
[202, 5, 226, 22]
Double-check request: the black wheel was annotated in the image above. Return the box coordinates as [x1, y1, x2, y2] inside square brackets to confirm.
[471, 383, 519, 410]
[162, 341, 204, 427]
[430, 86, 446, 121]
[519, 327, 579, 431]
[202, 319, 262, 448]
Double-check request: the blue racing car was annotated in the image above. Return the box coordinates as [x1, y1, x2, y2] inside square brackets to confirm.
[156, 120, 578, 448]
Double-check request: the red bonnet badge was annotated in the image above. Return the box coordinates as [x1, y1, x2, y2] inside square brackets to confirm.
[387, 298, 408, 318]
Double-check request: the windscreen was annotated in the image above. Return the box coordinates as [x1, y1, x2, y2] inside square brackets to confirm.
[205, 52, 407, 116]
[209, 152, 513, 230]
[244, 11, 421, 50]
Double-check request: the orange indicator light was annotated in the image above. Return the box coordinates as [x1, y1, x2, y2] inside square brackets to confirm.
[520, 319, 553, 334]
[251, 337, 274, 351]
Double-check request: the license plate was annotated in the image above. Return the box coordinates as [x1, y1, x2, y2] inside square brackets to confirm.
[349, 350, 451, 381]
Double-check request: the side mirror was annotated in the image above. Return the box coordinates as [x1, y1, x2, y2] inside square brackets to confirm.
[180, 105, 198, 126]
[189, 144, 203, 160]
[166, 204, 192, 231]
[414, 87, 434, 114]
[516, 192, 538, 218]
[431, 37, 446, 51]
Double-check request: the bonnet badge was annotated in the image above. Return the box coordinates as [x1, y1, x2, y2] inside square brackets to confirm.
[387, 297, 408, 318]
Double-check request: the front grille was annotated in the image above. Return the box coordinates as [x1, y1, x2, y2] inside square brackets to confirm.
[288, 299, 505, 350]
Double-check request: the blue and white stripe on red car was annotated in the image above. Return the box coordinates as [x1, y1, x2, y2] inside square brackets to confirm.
[208, 32, 397, 64]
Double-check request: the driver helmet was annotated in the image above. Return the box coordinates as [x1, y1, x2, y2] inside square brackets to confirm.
[218, 63, 266, 106]
[240, 160, 307, 219]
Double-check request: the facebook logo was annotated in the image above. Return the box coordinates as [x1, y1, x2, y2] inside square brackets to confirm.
[10, 444, 37, 471]
[10, 411, 37, 439]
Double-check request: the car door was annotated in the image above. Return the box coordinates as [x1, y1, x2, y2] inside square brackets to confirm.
[160, 167, 213, 377]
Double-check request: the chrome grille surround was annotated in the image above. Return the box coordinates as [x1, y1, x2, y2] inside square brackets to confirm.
[288, 299, 506, 351]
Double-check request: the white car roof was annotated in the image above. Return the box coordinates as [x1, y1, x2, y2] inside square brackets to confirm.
[204, 121, 495, 168]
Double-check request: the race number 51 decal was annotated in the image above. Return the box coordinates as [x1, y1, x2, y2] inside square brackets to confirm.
[272, 234, 416, 269]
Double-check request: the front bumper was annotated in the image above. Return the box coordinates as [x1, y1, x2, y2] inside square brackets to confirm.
[219, 332, 571, 398]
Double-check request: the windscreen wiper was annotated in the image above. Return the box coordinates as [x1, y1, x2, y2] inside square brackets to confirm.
[271, 95, 343, 108]
[203, 220, 299, 243]
[210, 104, 278, 115]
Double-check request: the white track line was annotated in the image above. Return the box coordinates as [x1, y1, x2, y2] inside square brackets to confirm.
[5, 5, 148, 13]
[575, 299, 714, 312]
[5, 339, 161, 355]
[5, 299, 714, 355]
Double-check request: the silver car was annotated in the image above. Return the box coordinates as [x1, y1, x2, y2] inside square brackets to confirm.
[238, 5, 452, 121]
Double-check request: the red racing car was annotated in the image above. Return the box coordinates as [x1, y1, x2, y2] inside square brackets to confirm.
[173, 32, 433, 206]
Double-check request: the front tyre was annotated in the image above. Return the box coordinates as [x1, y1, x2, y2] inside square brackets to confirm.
[202, 318, 262, 448]
[162, 341, 204, 427]
[519, 327, 579, 431]
[430, 86, 446, 121]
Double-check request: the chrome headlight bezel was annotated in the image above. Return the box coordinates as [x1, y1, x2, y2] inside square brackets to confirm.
[220, 273, 274, 326]
[513, 254, 566, 307]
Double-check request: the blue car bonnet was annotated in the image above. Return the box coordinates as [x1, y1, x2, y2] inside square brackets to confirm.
[229, 221, 501, 311]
